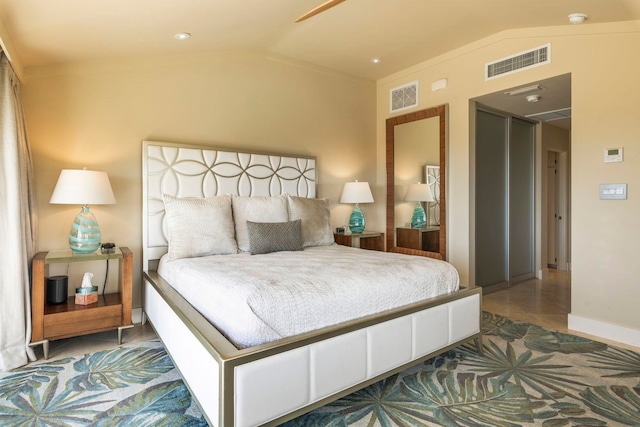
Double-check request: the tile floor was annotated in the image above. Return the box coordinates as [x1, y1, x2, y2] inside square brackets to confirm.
[483, 268, 639, 351]
[482, 268, 571, 331]
[28, 268, 637, 364]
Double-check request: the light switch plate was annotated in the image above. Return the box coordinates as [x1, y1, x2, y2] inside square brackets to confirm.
[600, 183, 627, 200]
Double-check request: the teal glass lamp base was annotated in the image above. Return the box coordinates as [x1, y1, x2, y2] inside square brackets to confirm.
[410, 202, 426, 229]
[348, 204, 366, 234]
[69, 206, 102, 253]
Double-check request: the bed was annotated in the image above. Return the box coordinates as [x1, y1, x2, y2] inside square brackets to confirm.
[141, 140, 482, 427]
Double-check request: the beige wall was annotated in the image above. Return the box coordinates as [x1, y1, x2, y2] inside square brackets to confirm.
[377, 21, 640, 343]
[22, 53, 378, 308]
[18, 19, 640, 344]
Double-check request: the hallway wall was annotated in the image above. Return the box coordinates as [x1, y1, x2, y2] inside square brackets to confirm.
[376, 21, 640, 346]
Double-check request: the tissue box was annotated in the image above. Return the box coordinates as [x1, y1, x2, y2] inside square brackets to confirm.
[75, 286, 98, 305]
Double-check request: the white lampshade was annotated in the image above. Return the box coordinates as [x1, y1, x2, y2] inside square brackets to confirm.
[405, 183, 434, 203]
[50, 169, 116, 205]
[340, 181, 374, 204]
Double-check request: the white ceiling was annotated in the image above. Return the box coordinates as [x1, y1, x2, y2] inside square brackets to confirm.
[475, 73, 572, 129]
[0, 0, 637, 129]
[0, 0, 639, 81]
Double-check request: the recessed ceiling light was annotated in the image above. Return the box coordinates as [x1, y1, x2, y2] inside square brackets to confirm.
[568, 13, 588, 24]
[370, 58, 381, 64]
[174, 32, 191, 40]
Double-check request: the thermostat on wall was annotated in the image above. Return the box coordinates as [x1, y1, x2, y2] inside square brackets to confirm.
[604, 147, 623, 163]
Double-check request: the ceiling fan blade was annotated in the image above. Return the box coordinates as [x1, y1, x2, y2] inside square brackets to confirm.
[295, 0, 346, 23]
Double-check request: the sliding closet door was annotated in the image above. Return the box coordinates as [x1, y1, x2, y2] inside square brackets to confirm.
[475, 108, 535, 288]
[509, 119, 535, 282]
[475, 110, 508, 287]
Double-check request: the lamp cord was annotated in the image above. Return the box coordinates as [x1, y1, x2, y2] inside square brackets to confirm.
[102, 259, 109, 296]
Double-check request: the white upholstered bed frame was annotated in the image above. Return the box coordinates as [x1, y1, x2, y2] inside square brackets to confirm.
[141, 140, 482, 427]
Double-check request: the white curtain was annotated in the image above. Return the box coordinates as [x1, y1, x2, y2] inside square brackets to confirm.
[0, 52, 37, 371]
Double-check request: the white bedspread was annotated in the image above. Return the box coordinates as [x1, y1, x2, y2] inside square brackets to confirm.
[157, 244, 459, 349]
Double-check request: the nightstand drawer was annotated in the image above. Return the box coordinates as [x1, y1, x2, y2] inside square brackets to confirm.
[44, 304, 122, 340]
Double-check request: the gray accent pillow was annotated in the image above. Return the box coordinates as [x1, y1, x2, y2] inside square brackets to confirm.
[232, 195, 289, 252]
[162, 194, 238, 260]
[246, 220, 304, 255]
[287, 195, 334, 247]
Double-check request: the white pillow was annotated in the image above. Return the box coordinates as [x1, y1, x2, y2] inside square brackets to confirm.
[162, 194, 237, 261]
[232, 195, 289, 252]
[287, 195, 334, 247]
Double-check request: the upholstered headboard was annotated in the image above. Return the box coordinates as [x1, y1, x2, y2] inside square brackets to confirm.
[142, 140, 317, 270]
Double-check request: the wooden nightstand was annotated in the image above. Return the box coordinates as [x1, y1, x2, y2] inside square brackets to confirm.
[30, 247, 133, 359]
[396, 227, 440, 252]
[334, 231, 385, 251]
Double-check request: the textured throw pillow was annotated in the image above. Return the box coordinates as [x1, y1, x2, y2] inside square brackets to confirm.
[246, 220, 304, 255]
[162, 194, 238, 261]
[287, 195, 334, 247]
[232, 195, 289, 252]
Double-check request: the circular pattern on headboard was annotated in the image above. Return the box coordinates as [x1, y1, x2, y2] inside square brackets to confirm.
[143, 141, 317, 264]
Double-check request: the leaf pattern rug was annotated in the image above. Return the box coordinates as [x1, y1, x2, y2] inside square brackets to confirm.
[1, 312, 639, 426]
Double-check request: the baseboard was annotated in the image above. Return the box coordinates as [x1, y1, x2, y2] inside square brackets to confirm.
[568, 313, 640, 348]
[132, 308, 144, 324]
[478, 281, 508, 295]
[537, 268, 549, 279]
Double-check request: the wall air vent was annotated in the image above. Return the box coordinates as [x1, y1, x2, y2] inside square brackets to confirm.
[390, 81, 419, 113]
[486, 44, 551, 80]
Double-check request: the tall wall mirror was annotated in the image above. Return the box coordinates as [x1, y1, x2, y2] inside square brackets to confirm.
[386, 105, 447, 260]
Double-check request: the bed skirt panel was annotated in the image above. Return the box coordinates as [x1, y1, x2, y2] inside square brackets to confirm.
[144, 279, 221, 425]
[235, 347, 311, 427]
[233, 293, 481, 427]
[449, 292, 481, 342]
[366, 316, 413, 378]
[144, 270, 482, 427]
[412, 304, 449, 358]
[309, 329, 368, 401]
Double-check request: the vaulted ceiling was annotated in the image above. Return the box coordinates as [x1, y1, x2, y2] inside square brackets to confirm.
[0, 0, 638, 81]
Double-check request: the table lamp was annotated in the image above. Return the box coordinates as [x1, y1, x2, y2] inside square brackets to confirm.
[405, 182, 434, 229]
[50, 168, 116, 253]
[340, 180, 374, 233]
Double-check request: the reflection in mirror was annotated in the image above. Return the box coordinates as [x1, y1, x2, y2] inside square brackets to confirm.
[386, 105, 446, 260]
[395, 116, 439, 230]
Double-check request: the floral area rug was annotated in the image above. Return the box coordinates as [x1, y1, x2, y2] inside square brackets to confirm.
[1, 313, 639, 426]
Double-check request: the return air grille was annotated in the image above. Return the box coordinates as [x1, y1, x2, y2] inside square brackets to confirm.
[486, 44, 550, 80]
[390, 81, 419, 113]
[526, 107, 571, 122]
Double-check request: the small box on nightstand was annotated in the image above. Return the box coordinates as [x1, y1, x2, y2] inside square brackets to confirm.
[75, 286, 98, 305]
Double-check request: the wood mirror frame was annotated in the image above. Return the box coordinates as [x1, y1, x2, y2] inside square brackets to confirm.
[386, 105, 447, 260]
